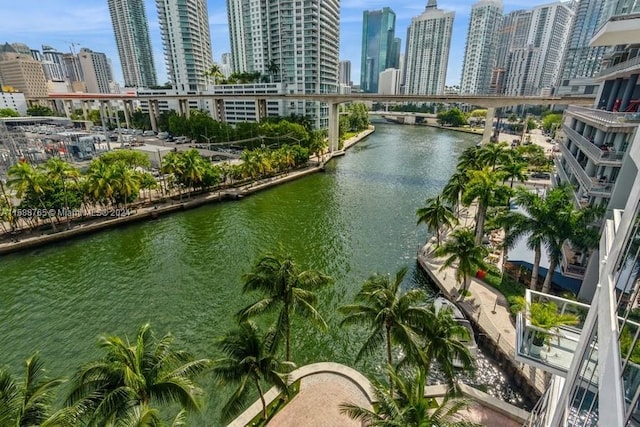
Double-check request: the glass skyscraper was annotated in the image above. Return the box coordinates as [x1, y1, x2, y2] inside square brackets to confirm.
[108, 0, 157, 88]
[360, 7, 397, 93]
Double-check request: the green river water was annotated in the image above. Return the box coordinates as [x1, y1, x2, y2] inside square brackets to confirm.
[0, 123, 527, 424]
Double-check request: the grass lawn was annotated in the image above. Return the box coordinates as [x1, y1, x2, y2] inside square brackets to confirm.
[482, 265, 526, 311]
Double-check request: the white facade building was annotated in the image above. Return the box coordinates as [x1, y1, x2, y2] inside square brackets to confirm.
[516, 4, 640, 425]
[156, 0, 213, 92]
[502, 2, 574, 96]
[227, 0, 340, 129]
[77, 48, 112, 94]
[378, 68, 400, 95]
[460, 0, 503, 95]
[403, 0, 454, 95]
[0, 91, 27, 115]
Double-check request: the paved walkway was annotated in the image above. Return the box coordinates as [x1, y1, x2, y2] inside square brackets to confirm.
[417, 205, 546, 395]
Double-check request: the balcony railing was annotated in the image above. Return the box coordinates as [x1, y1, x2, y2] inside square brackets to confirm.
[566, 106, 637, 129]
[596, 50, 640, 78]
[515, 290, 594, 378]
[558, 143, 593, 191]
[562, 125, 624, 165]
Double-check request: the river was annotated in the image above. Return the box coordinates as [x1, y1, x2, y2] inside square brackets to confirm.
[0, 123, 527, 423]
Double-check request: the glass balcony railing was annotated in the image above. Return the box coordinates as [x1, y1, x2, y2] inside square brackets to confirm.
[566, 106, 638, 129]
[562, 125, 624, 165]
[515, 290, 593, 377]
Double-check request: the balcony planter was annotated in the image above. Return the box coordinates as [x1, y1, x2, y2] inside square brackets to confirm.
[530, 331, 546, 357]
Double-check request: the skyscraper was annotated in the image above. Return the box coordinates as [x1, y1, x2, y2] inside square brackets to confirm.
[556, 0, 608, 96]
[403, 0, 454, 95]
[339, 60, 351, 86]
[460, 0, 503, 95]
[77, 48, 112, 93]
[108, 0, 157, 88]
[502, 2, 574, 96]
[227, 0, 339, 128]
[41, 46, 66, 82]
[361, 8, 397, 93]
[156, 0, 213, 92]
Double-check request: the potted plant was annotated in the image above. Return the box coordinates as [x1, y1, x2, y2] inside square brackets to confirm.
[529, 300, 579, 357]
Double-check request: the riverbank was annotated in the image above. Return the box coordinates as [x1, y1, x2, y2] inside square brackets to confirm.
[0, 128, 375, 256]
[416, 209, 546, 403]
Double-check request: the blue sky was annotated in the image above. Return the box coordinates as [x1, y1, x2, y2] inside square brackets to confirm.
[0, 0, 558, 87]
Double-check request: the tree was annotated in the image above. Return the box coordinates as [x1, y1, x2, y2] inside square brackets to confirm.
[206, 64, 224, 86]
[455, 147, 481, 172]
[26, 105, 54, 116]
[441, 171, 469, 216]
[420, 306, 474, 386]
[65, 323, 210, 425]
[477, 142, 510, 171]
[213, 321, 292, 422]
[541, 113, 563, 134]
[0, 108, 19, 117]
[462, 168, 511, 245]
[434, 228, 488, 299]
[340, 365, 479, 427]
[237, 248, 333, 361]
[266, 60, 280, 83]
[44, 158, 80, 229]
[0, 353, 65, 426]
[437, 108, 467, 127]
[497, 156, 528, 188]
[7, 162, 58, 231]
[339, 267, 428, 370]
[416, 195, 458, 245]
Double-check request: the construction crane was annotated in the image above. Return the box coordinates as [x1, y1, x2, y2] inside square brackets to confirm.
[64, 41, 80, 55]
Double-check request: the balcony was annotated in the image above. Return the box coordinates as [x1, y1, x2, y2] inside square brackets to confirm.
[561, 242, 587, 279]
[515, 290, 594, 378]
[562, 125, 624, 166]
[565, 106, 639, 131]
[558, 143, 593, 191]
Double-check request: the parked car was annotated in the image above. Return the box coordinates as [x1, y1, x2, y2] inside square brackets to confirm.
[158, 132, 169, 139]
[143, 130, 156, 136]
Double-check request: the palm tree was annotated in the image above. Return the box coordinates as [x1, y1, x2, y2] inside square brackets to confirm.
[339, 267, 428, 370]
[213, 321, 293, 422]
[462, 168, 511, 245]
[237, 248, 333, 361]
[420, 305, 474, 387]
[477, 141, 510, 171]
[206, 63, 223, 86]
[44, 158, 80, 229]
[434, 228, 488, 299]
[539, 194, 602, 294]
[455, 146, 481, 172]
[109, 161, 140, 210]
[497, 188, 550, 290]
[497, 157, 528, 188]
[416, 195, 458, 245]
[266, 60, 280, 83]
[85, 159, 115, 208]
[0, 353, 65, 426]
[65, 323, 210, 425]
[7, 161, 58, 231]
[441, 171, 469, 216]
[340, 365, 480, 427]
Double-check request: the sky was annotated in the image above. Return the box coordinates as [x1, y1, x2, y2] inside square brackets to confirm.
[0, 0, 560, 87]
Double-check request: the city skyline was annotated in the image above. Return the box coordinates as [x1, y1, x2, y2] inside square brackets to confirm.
[1, 0, 569, 89]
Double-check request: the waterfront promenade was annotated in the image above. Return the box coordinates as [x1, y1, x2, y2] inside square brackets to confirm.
[417, 206, 546, 396]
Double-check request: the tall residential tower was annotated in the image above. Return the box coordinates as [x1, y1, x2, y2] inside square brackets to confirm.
[227, 0, 339, 128]
[360, 7, 397, 93]
[156, 0, 213, 92]
[108, 0, 157, 88]
[403, 0, 454, 95]
[460, 0, 503, 95]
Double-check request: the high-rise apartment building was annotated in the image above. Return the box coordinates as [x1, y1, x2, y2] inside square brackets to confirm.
[227, 0, 340, 128]
[501, 2, 574, 96]
[0, 44, 48, 99]
[361, 7, 397, 93]
[339, 60, 351, 86]
[77, 48, 112, 93]
[556, 0, 608, 96]
[108, 0, 157, 88]
[516, 3, 640, 425]
[220, 53, 232, 78]
[156, 0, 213, 92]
[403, 0, 454, 95]
[460, 0, 503, 95]
[41, 46, 66, 82]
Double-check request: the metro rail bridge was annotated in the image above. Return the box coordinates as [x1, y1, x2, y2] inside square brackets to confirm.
[32, 92, 595, 151]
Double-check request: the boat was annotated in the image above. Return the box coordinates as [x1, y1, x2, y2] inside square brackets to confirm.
[433, 296, 478, 368]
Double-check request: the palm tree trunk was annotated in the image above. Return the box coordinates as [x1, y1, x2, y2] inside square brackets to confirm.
[386, 324, 393, 393]
[255, 378, 267, 420]
[474, 202, 486, 246]
[531, 246, 542, 291]
[460, 273, 468, 300]
[285, 310, 291, 362]
[540, 257, 557, 295]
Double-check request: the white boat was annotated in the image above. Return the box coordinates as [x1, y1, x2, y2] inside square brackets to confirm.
[433, 296, 478, 368]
